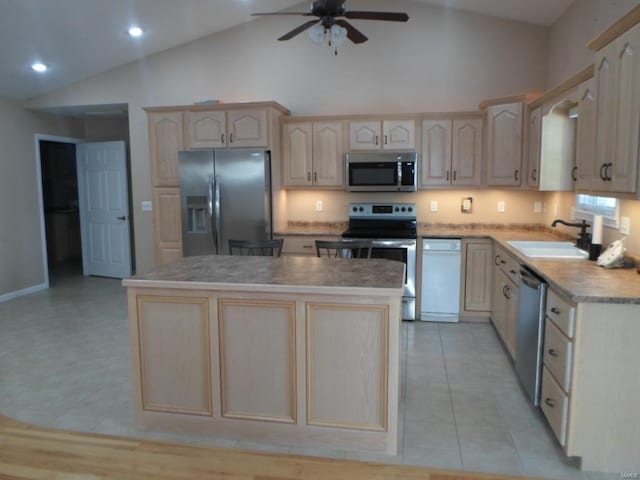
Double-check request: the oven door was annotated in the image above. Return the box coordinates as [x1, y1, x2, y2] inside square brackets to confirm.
[359, 239, 417, 320]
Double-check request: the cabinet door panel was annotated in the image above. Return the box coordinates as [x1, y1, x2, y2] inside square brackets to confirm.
[227, 109, 268, 148]
[452, 118, 483, 186]
[463, 241, 492, 312]
[184, 111, 226, 149]
[611, 29, 640, 193]
[283, 123, 313, 186]
[486, 103, 523, 186]
[526, 108, 542, 188]
[575, 78, 598, 191]
[152, 187, 182, 266]
[313, 121, 344, 187]
[383, 120, 415, 150]
[420, 120, 452, 186]
[149, 112, 183, 186]
[349, 121, 381, 150]
[594, 45, 617, 191]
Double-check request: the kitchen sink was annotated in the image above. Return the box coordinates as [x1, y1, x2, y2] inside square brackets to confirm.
[507, 241, 589, 259]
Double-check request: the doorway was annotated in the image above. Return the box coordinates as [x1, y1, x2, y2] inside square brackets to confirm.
[39, 139, 83, 282]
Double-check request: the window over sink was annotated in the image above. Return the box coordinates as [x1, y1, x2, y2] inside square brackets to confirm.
[574, 194, 619, 228]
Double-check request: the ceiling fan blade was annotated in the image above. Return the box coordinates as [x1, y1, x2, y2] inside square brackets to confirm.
[334, 20, 368, 44]
[251, 12, 313, 16]
[343, 11, 409, 22]
[278, 20, 320, 41]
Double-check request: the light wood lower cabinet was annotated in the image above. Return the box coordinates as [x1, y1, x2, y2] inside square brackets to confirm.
[461, 239, 492, 316]
[127, 287, 401, 455]
[490, 244, 519, 359]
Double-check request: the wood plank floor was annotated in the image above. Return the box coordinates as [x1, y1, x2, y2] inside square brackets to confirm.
[0, 415, 534, 480]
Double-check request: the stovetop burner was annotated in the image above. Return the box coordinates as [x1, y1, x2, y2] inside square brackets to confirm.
[343, 203, 417, 239]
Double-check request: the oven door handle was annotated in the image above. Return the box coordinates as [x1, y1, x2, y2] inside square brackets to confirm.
[370, 240, 416, 249]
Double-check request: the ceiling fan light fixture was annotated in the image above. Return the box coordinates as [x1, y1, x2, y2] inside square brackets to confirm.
[308, 24, 326, 45]
[330, 24, 348, 48]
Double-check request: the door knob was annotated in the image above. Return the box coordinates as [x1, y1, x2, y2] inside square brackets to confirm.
[117, 216, 128, 221]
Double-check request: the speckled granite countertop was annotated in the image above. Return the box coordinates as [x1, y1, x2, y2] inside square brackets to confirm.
[123, 255, 404, 296]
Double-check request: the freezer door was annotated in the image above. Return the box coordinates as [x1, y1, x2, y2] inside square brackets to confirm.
[179, 150, 216, 256]
[213, 150, 272, 254]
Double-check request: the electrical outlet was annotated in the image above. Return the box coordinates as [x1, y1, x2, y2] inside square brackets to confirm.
[141, 201, 152, 212]
[497, 201, 505, 213]
[534, 201, 542, 213]
[620, 216, 631, 235]
[430, 200, 438, 212]
[315, 200, 323, 212]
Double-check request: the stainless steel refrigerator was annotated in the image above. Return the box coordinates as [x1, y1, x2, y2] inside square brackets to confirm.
[179, 149, 272, 256]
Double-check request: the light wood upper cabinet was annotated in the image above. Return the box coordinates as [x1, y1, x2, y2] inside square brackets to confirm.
[283, 120, 344, 188]
[349, 121, 381, 150]
[526, 107, 542, 188]
[383, 120, 415, 150]
[184, 111, 227, 149]
[452, 118, 483, 186]
[313, 121, 344, 187]
[420, 118, 482, 188]
[149, 112, 184, 186]
[227, 109, 269, 148]
[283, 122, 313, 186]
[575, 78, 598, 191]
[420, 120, 452, 186]
[349, 120, 415, 151]
[485, 102, 523, 187]
[592, 23, 640, 193]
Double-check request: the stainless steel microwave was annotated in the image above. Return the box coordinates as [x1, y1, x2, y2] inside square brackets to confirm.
[346, 152, 418, 192]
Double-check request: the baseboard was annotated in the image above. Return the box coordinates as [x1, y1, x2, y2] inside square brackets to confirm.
[0, 282, 48, 303]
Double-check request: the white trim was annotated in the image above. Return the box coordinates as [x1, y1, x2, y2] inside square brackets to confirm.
[0, 283, 48, 303]
[34, 133, 83, 288]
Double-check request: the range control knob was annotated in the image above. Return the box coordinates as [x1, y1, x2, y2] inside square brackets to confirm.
[401, 207, 406, 212]
[408, 206, 413, 212]
[359, 207, 364, 212]
[395, 207, 400, 212]
[352, 206, 358, 212]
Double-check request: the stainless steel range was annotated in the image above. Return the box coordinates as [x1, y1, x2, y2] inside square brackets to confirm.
[342, 203, 417, 320]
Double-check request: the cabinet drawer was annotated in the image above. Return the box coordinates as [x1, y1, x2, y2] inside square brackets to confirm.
[541, 366, 569, 446]
[543, 319, 573, 392]
[494, 245, 519, 285]
[546, 289, 576, 338]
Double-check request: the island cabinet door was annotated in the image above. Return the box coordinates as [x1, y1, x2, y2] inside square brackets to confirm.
[306, 302, 389, 431]
[217, 299, 297, 423]
[135, 295, 212, 416]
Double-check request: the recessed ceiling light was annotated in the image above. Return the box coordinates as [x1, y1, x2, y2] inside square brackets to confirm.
[128, 26, 143, 37]
[31, 63, 48, 73]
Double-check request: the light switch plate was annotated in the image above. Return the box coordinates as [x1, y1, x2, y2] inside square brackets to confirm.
[620, 216, 631, 235]
[497, 201, 505, 213]
[430, 200, 438, 212]
[315, 200, 323, 212]
[141, 201, 152, 212]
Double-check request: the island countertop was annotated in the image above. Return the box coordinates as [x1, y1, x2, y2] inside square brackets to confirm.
[123, 255, 405, 296]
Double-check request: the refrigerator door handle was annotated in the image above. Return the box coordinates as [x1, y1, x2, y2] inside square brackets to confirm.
[214, 176, 222, 253]
[208, 178, 218, 254]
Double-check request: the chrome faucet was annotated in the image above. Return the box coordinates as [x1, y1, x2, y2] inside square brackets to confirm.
[551, 219, 591, 250]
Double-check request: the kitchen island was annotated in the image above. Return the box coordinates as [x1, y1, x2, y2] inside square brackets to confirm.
[122, 255, 405, 454]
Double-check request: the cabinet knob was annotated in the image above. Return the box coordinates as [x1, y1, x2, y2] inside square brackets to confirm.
[548, 348, 559, 357]
[313, 172, 318, 182]
[229, 133, 233, 143]
[375, 135, 379, 146]
[599, 163, 607, 181]
[384, 135, 388, 145]
[544, 398, 556, 408]
[453, 170, 457, 181]
[446, 171, 450, 181]
[307, 172, 311, 182]
[221, 133, 225, 143]
[604, 162, 613, 181]
[494, 255, 501, 266]
[514, 169, 519, 182]
[571, 166, 578, 182]
[531, 168, 537, 182]
[550, 307, 561, 315]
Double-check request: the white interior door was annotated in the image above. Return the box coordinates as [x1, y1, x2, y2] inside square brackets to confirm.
[77, 141, 132, 278]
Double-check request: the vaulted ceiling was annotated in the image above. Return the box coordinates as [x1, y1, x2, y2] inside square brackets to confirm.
[0, 0, 574, 100]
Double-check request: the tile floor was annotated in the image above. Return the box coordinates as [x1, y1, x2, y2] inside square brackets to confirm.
[0, 273, 614, 479]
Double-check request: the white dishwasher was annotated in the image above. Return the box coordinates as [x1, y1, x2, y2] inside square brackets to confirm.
[420, 238, 462, 322]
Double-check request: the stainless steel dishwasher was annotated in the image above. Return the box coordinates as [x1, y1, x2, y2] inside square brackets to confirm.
[515, 266, 548, 406]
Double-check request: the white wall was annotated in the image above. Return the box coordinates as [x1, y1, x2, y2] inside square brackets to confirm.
[25, 0, 548, 272]
[0, 98, 83, 296]
[547, 0, 640, 87]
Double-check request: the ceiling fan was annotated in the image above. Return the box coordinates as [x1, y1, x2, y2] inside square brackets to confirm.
[251, 0, 409, 46]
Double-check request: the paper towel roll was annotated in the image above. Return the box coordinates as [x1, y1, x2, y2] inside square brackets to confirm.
[592, 215, 603, 244]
